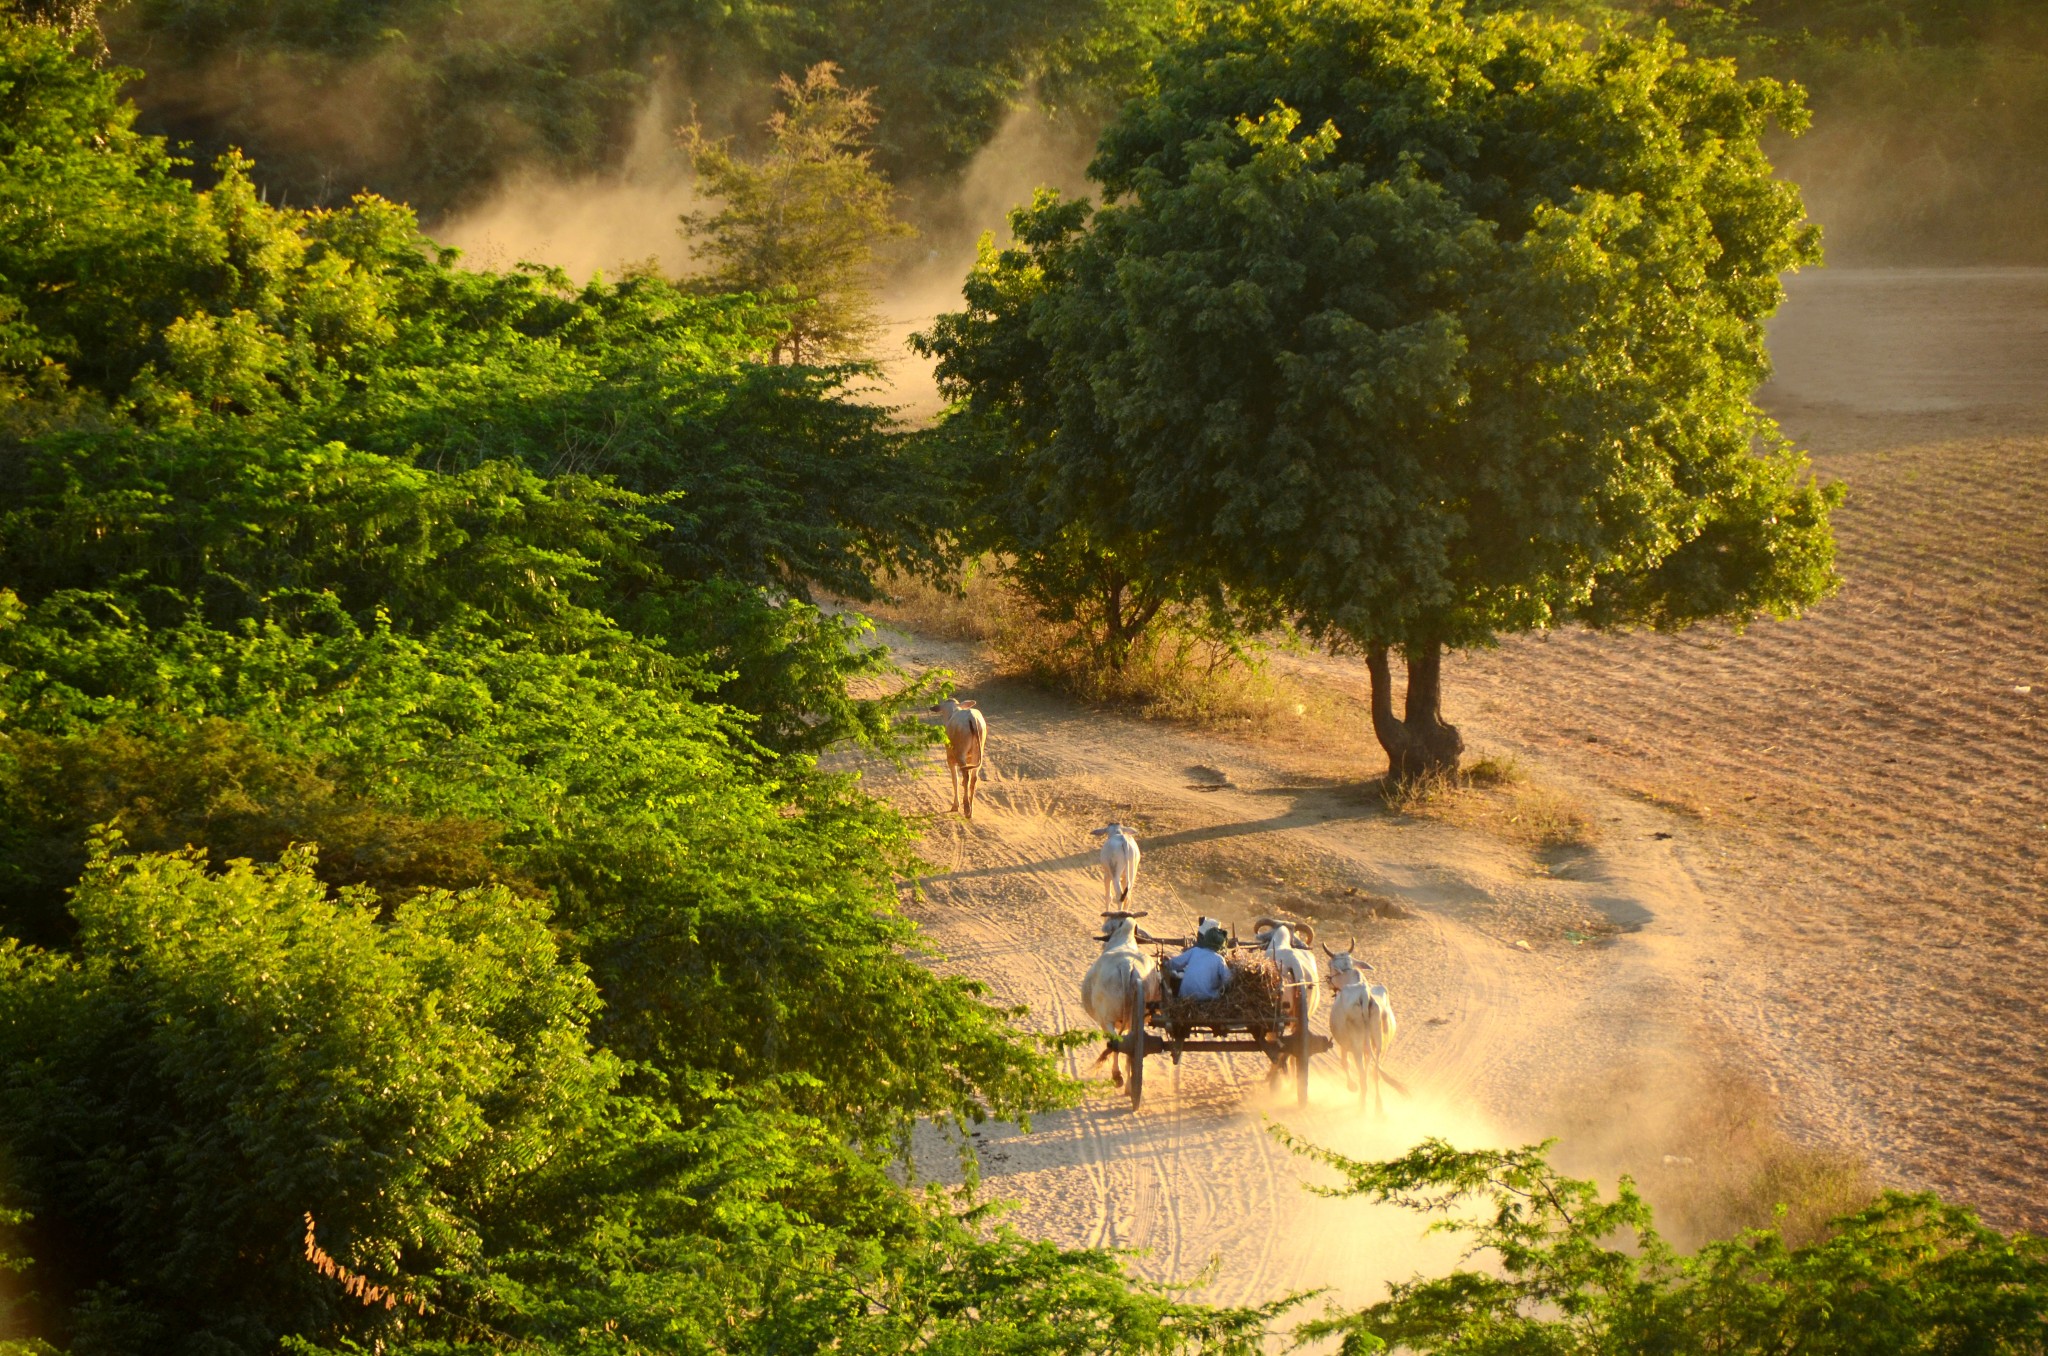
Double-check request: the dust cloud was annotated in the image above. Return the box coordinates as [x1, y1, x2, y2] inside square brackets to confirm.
[434, 94, 706, 281]
[870, 104, 1100, 417]
[432, 93, 1099, 416]
[1258, 1083, 1509, 1316]
[915, 1075, 1503, 1322]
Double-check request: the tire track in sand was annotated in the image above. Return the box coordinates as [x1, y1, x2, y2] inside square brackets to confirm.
[859, 631, 1729, 1312]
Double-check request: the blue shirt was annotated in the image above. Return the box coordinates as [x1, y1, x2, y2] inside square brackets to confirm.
[1166, 946, 1230, 1001]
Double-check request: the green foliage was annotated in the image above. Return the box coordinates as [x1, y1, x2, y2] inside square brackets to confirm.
[1280, 1132, 2048, 1355]
[334, 1101, 1286, 1356]
[0, 23, 1163, 1352]
[916, 359, 1273, 677]
[0, 718, 513, 948]
[95, 0, 1151, 213]
[0, 1185, 52, 1353]
[1, 427, 657, 639]
[0, 601, 1068, 1146]
[923, 0, 1841, 772]
[0, 843, 616, 1353]
[0, 843, 1243, 1355]
[682, 63, 917, 364]
[0, 19, 229, 402]
[0, 15, 952, 751]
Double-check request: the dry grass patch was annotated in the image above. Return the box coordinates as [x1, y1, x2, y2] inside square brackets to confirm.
[1380, 755, 1599, 852]
[862, 565, 1309, 732]
[858, 567, 1007, 644]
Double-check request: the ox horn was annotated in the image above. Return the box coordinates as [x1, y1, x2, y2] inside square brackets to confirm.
[1101, 909, 1149, 919]
[1321, 942, 1338, 958]
[1292, 921, 1315, 947]
[1252, 916, 1283, 935]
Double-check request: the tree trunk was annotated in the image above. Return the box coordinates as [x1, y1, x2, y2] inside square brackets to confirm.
[1364, 640, 1465, 781]
[1099, 573, 1164, 673]
[1102, 575, 1127, 672]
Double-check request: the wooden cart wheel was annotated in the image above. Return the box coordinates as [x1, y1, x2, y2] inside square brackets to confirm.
[1292, 984, 1311, 1107]
[1127, 989, 1147, 1112]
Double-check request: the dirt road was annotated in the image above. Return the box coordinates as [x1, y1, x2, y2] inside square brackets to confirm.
[856, 266, 2047, 1309]
[864, 637, 1735, 1312]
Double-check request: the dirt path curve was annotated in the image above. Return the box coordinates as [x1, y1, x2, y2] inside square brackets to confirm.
[855, 633, 1736, 1312]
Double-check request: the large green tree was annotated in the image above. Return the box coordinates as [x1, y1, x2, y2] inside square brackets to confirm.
[922, 0, 1842, 777]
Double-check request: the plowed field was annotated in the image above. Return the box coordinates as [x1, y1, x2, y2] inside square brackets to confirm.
[1446, 268, 2048, 1223]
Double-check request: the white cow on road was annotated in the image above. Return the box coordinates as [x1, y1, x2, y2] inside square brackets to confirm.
[1252, 916, 1322, 1023]
[1091, 823, 1140, 908]
[1324, 941, 1399, 1115]
[930, 698, 987, 818]
[1079, 911, 1162, 1090]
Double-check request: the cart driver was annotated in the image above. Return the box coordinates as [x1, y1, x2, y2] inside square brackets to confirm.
[1165, 916, 1231, 1001]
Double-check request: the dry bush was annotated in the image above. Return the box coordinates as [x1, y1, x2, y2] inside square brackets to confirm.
[860, 567, 1009, 644]
[865, 564, 1305, 732]
[1016, 619, 1298, 729]
[1379, 755, 1598, 851]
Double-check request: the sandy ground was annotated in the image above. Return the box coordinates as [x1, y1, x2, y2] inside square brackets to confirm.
[848, 266, 2047, 1317]
[861, 646, 1727, 1316]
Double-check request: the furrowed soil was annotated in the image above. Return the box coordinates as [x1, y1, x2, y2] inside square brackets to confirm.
[853, 266, 2046, 1316]
[1449, 268, 2048, 1225]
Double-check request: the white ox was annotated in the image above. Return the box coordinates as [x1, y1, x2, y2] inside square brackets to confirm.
[1324, 941, 1401, 1115]
[1251, 916, 1322, 1023]
[1079, 911, 1161, 1089]
[1090, 823, 1140, 908]
[929, 698, 987, 818]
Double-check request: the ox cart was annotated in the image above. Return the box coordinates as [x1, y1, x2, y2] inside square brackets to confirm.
[1113, 928, 1332, 1111]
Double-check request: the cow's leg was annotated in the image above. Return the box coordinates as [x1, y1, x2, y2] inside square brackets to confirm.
[1109, 1032, 1124, 1088]
[963, 765, 979, 818]
[1341, 1042, 1359, 1093]
[945, 754, 962, 812]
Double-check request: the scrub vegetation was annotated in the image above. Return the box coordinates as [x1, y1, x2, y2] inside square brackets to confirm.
[0, 1, 2040, 1353]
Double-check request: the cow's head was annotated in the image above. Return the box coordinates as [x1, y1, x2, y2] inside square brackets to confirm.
[1321, 938, 1371, 990]
[1094, 909, 1148, 949]
[1252, 916, 1315, 950]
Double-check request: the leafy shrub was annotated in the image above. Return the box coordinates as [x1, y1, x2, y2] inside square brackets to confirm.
[0, 718, 513, 948]
[0, 844, 617, 1353]
[1281, 1133, 2048, 1355]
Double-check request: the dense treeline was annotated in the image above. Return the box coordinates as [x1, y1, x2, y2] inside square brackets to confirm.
[87, 0, 1168, 214]
[0, 16, 1282, 1351]
[53, 0, 2048, 261]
